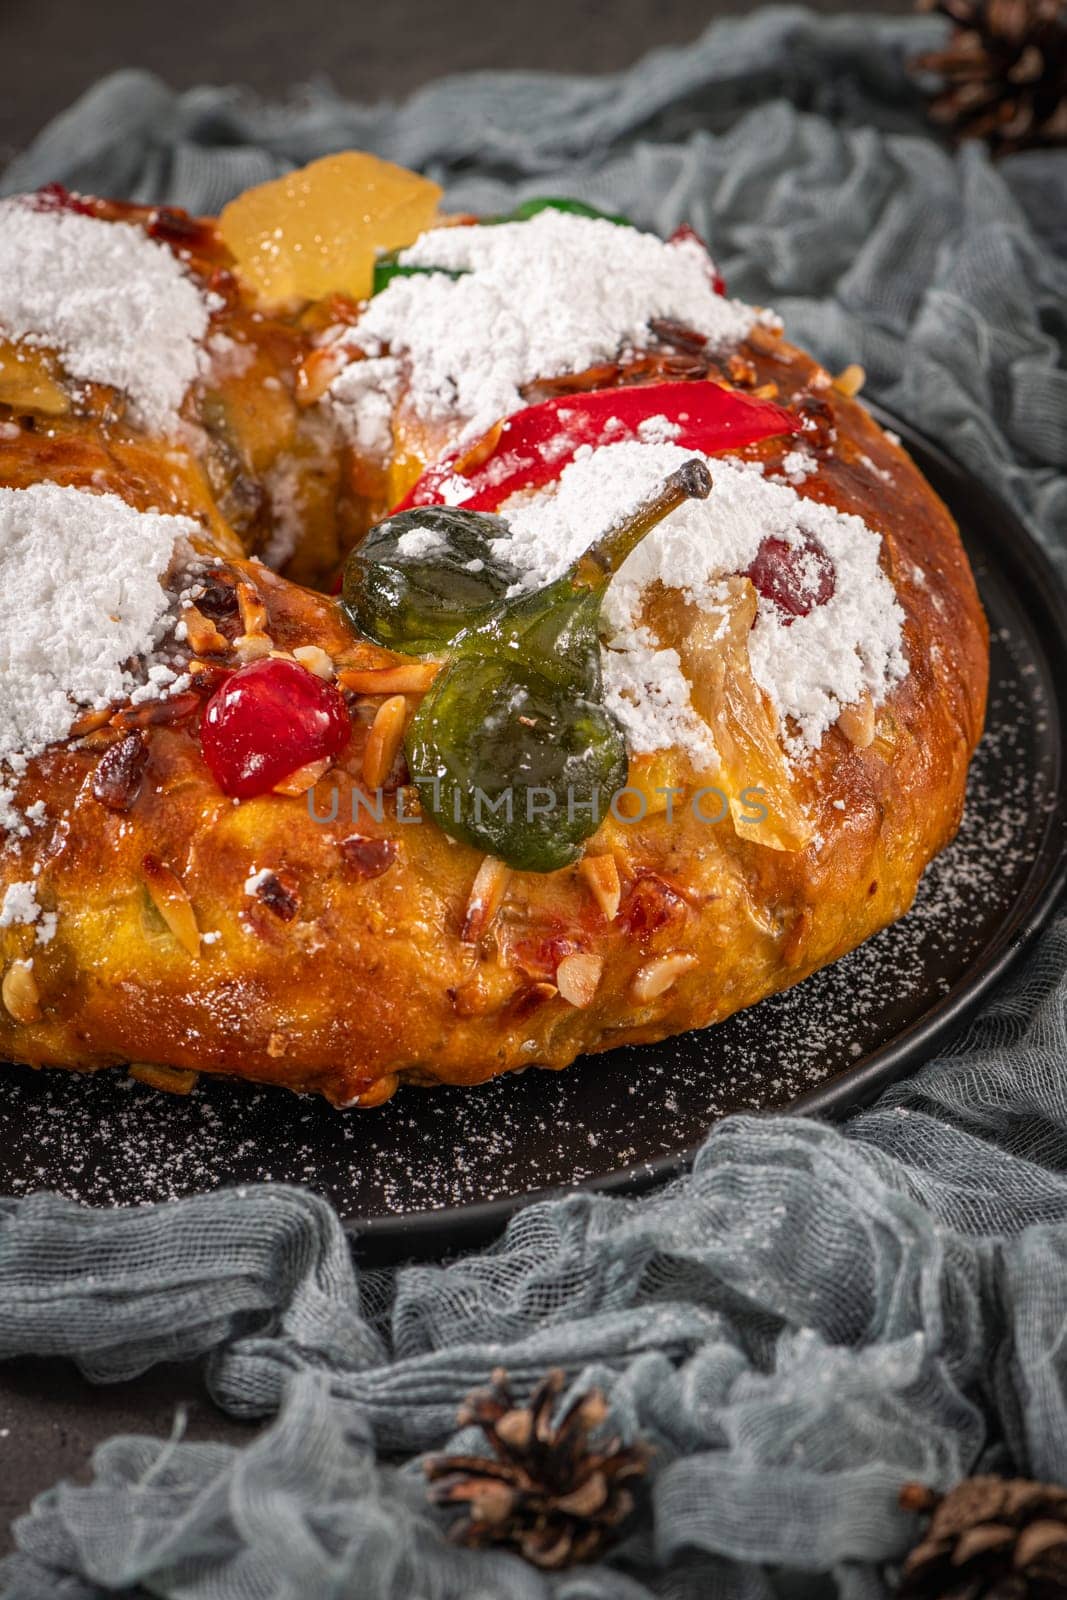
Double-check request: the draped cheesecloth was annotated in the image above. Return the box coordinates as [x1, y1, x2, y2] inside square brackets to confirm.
[1, 10, 1066, 1596]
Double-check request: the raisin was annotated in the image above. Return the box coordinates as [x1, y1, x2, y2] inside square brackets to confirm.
[339, 836, 398, 880]
[92, 731, 148, 812]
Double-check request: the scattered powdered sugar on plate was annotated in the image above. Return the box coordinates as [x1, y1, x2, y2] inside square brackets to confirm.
[0, 483, 195, 784]
[493, 440, 906, 758]
[330, 212, 768, 446]
[0, 199, 212, 434]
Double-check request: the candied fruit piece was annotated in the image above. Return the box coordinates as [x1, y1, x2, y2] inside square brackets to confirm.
[218, 152, 442, 306]
[0, 340, 70, 415]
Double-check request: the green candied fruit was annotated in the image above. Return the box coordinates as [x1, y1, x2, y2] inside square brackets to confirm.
[341, 506, 522, 657]
[404, 460, 713, 873]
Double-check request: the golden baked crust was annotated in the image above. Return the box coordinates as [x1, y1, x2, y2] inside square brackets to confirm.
[0, 191, 988, 1106]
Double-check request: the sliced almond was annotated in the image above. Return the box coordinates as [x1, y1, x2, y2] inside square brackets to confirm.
[128, 1062, 199, 1095]
[832, 363, 866, 398]
[461, 856, 511, 945]
[272, 757, 330, 796]
[837, 694, 876, 748]
[2, 959, 40, 1024]
[339, 663, 440, 696]
[236, 580, 268, 637]
[578, 853, 621, 922]
[234, 632, 273, 663]
[452, 418, 504, 475]
[630, 951, 699, 1004]
[295, 343, 349, 407]
[69, 706, 115, 738]
[142, 854, 201, 957]
[182, 603, 229, 656]
[556, 952, 604, 1009]
[362, 695, 407, 790]
[293, 645, 334, 680]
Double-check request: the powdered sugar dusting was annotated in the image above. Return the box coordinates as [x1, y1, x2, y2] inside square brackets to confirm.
[330, 212, 765, 446]
[493, 441, 906, 758]
[0, 880, 56, 944]
[0, 483, 195, 780]
[0, 199, 212, 434]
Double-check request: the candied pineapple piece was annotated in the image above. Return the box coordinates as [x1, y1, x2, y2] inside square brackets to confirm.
[218, 152, 442, 306]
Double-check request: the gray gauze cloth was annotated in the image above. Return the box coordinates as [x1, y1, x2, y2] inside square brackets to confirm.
[1, 9, 1067, 1599]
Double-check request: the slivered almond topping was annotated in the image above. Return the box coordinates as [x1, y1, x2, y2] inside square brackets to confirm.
[236, 580, 268, 637]
[142, 854, 201, 957]
[272, 757, 330, 795]
[69, 706, 114, 738]
[362, 695, 407, 790]
[111, 692, 200, 731]
[837, 694, 876, 748]
[339, 663, 440, 696]
[832, 363, 866, 398]
[556, 952, 604, 1008]
[453, 418, 505, 476]
[461, 856, 511, 945]
[2, 959, 40, 1024]
[725, 353, 758, 387]
[747, 324, 783, 353]
[630, 952, 699, 1003]
[295, 343, 350, 406]
[293, 645, 334, 679]
[578, 854, 621, 922]
[182, 603, 229, 655]
[234, 632, 274, 663]
[128, 1063, 199, 1095]
[750, 382, 779, 400]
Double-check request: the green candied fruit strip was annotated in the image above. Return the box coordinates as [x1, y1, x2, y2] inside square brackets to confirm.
[371, 197, 633, 294]
[370, 254, 466, 296]
[494, 196, 633, 227]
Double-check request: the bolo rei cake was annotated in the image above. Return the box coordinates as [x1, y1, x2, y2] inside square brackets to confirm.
[0, 154, 988, 1106]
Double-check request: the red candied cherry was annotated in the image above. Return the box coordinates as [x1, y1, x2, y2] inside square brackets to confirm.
[201, 657, 350, 799]
[31, 183, 98, 217]
[747, 536, 836, 621]
[668, 223, 726, 295]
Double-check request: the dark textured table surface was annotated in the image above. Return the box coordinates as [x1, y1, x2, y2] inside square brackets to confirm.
[0, 0, 910, 1557]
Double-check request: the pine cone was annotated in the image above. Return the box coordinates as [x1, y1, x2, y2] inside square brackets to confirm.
[912, 0, 1067, 153]
[424, 1367, 650, 1570]
[898, 1475, 1067, 1598]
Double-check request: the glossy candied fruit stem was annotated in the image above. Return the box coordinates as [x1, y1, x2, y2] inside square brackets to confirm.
[217, 151, 443, 306]
[200, 656, 351, 799]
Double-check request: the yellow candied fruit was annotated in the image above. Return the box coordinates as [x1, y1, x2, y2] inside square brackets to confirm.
[0, 340, 70, 415]
[218, 151, 443, 307]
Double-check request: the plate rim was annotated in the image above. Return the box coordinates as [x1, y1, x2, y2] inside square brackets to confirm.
[346, 408, 1067, 1264]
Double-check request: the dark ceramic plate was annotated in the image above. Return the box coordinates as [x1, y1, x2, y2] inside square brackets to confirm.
[1, 414, 1064, 1264]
